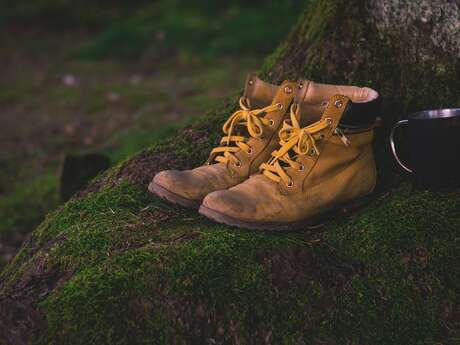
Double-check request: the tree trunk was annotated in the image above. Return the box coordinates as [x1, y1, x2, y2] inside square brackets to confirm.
[1, 1, 459, 344]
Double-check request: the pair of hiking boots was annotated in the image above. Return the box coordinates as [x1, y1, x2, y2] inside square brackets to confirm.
[149, 74, 381, 231]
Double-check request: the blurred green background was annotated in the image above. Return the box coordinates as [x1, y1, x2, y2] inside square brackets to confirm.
[0, 0, 303, 268]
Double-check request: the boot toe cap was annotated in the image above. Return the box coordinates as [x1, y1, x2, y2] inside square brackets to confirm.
[202, 190, 256, 220]
[153, 170, 180, 190]
[153, 169, 217, 202]
[152, 170, 195, 199]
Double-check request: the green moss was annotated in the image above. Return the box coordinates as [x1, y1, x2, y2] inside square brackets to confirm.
[321, 183, 460, 344]
[31, 180, 332, 344]
[1, 177, 454, 344]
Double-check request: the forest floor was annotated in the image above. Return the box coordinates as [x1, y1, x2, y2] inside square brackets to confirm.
[0, 28, 257, 268]
[1, 2, 459, 344]
[0, 1, 301, 269]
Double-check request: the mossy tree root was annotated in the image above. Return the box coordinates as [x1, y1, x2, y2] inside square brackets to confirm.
[1, 1, 459, 344]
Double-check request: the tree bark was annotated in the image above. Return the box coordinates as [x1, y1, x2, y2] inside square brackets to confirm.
[1, 1, 459, 344]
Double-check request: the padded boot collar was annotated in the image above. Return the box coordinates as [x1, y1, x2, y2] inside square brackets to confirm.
[339, 94, 382, 129]
[295, 80, 381, 129]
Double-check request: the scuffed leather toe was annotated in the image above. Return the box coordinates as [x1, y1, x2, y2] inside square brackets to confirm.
[153, 167, 228, 201]
[153, 170, 198, 200]
[153, 170, 176, 187]
[202, 190, 257, 220]
[153, 170, 180, 191]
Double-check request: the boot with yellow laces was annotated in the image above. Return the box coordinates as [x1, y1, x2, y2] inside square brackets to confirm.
[149, 74, 296, 208]
[199, 80, 381, 231]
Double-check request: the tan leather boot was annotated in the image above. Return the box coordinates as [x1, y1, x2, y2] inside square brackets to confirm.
[200, 80, 381, 231]
[149, 74, 296, 208]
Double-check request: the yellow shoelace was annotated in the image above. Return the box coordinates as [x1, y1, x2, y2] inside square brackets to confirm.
[260, 105, 331, 186]
[209, 97, 281, 165]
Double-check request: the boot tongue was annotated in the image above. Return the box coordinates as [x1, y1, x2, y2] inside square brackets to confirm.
[295, 80, 379, 127]
[293, 80, 324, 127]
[243, 72, 279, 109]
[231, 74, 278, 139]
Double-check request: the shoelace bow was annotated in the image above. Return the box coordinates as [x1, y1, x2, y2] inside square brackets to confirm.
[209, 97, 280, 165]
[260, 105, 331, 186]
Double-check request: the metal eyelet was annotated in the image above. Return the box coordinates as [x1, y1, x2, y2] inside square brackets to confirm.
[234, 160, 242, 167]
[284, 86, 293, 94]
[326, 117, 333, 125]
[247, 148, 253, 155]
[277, 102, 283, 110]
[298, 83, 303, 89]
[298, 163, 305, 171]
[334, 100, 343, 108]
[286, 180, 294, 187]
[309, 148, 316, 156]
[269, 119, 275, 126]
[248, 79, 254, 86]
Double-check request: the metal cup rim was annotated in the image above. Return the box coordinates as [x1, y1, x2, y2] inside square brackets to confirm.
[409, 108, 460, 120]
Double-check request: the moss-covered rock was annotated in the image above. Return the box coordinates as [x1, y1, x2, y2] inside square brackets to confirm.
[1, 1, 459, 344]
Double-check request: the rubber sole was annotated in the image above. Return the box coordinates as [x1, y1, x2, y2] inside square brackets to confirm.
[198, 194, 374, 232]
[148, 182, 201, 209]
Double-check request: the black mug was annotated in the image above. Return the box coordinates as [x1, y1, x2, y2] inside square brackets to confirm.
[390, 108, 460, 191]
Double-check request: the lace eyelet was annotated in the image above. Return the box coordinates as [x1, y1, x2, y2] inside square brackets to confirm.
[269, 119, 275, 126]
[326, 117, 333, 125]
[284, 86, 293, 94]
[286, 180, 294, 187]
[334, 100, 343, 108]
[309, 148, 316, 156]
[298, 164, 305, 171]
[277, 102, 283, 110]
[234, 160, 242, 167]
[247, 148, 253, 155]
[319, 134, 325, 139]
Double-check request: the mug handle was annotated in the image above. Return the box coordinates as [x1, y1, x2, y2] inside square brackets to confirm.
[390, 120, 413, 173]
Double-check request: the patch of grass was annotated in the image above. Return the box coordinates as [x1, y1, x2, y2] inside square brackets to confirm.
[75, 0, 303, 59]
[0, 0, 147, 28]
[0, 173, 59, 241]
[0, 87, 27, 105]
[105, 125, 179, 164]
[47, 86, 82, 108]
